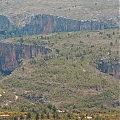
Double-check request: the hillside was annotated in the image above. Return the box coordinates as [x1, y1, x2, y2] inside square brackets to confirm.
[0, 14, 118, 41]
[0, 0, 119, 27]
[0, 29, 119, 115]
[0, 0, 119, 119]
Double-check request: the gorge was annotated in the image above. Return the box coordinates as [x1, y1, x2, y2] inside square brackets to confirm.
[0, 14, 119, 79]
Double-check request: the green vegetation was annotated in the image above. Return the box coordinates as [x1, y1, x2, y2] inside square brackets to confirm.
[0, 0, 119, 119]
[0, 111, 119, 120]
[0, 29, 119, 119]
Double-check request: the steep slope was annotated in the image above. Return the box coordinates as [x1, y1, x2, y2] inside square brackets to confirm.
[0, 15, 13, 33]
[19, 14, 105, 35]
[0, 14, 118, 39]
[98, 61, 120, 79]
[0, 0, 118, 27]
[0, 42, 51, 73]
[1, 29, 119, 112]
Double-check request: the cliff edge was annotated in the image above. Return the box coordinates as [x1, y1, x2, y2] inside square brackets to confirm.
[0, 42, 51, 73]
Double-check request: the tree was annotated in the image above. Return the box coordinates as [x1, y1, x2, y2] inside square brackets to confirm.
[87, 34, 90, 38]
[35, 113, 39, 120]
[20, 38, 24, 44]
[40, 113, 44, 119]
[26, 112, 32, 119]
[53, 113, 56, 119]
[67, 113, 73, 119]
[110, 42, 113, 46]
[53, 113, 59, 119]
[52, 106, 56, 113]
[46, 112, 50, 119]
[107, 34, 111, 38]
[56, 49, 60, 54]
[41, 36, 44, 39]
[20, 115, 24, 120]
[14, 116, 18, 120]
[113, 31, 115, 35]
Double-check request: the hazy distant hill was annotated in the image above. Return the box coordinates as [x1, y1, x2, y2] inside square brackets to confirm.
[0, 0, 119, 27]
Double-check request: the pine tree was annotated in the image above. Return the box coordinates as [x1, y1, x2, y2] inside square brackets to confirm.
[35, 113, 39, 120]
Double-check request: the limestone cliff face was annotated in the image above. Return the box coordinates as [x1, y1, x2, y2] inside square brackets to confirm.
[0, 14, 117, 36]
[0, 15, 13, 33]
[0, 42, 51, 73]
[19, 14, 105, 35]
[98, 61, 120, 79]
[107, 64, 120, 79]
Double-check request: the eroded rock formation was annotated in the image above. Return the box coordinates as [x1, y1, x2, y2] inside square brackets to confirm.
[0, 42, 51, 73]
[0, 15, 13, 34]
[98, 60, 120, 79]
[19, 14, 105, 35]
[0, 14, 118, 36]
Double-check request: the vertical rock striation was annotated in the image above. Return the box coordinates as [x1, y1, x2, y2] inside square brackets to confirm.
[0, 15, 13, 33]
[19, 14, 105, 35]
[0, 14, 117, 36]
[107, 64, 120, 79]
[0, 42, 51, 73]
[98, 60, 120, 79]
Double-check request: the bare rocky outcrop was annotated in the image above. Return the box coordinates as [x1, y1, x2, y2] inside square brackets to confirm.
[19, 14, 105, 35]
[0, 14, 119, 78]
[0, 42, 52, 73]
[0, 15, 13, 34]
[98, 60, 120, 79]
[0, 14, 118, 36]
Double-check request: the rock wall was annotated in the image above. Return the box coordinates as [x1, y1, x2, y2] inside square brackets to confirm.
[0, 15, 13, 33]
[98, 60, 120, 79]
[0, 14, 118, 36]
[19, 14, 105, 35]
[0, 42, 51, 73]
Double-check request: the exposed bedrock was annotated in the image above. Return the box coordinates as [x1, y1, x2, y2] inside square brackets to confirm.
[0, 15, 13, 34]
[0, 14, 118, 36]
[98, 60, 120, 79]
[0, 42, 52, 73]
[19, 14, 106, 35]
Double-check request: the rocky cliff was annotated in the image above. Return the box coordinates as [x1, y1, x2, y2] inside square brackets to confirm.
[0, 15, 13, 34]
[19, 14, 105, 35]
[0, 42, 51, 74]
[98, 60, 120, 79]
[0, 14, 118, 36]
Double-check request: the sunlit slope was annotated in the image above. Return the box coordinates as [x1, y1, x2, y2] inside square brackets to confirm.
[1, 29, 119, 112]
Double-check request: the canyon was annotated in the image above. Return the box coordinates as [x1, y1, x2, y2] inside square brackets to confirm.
[0, 14, 119, 79]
